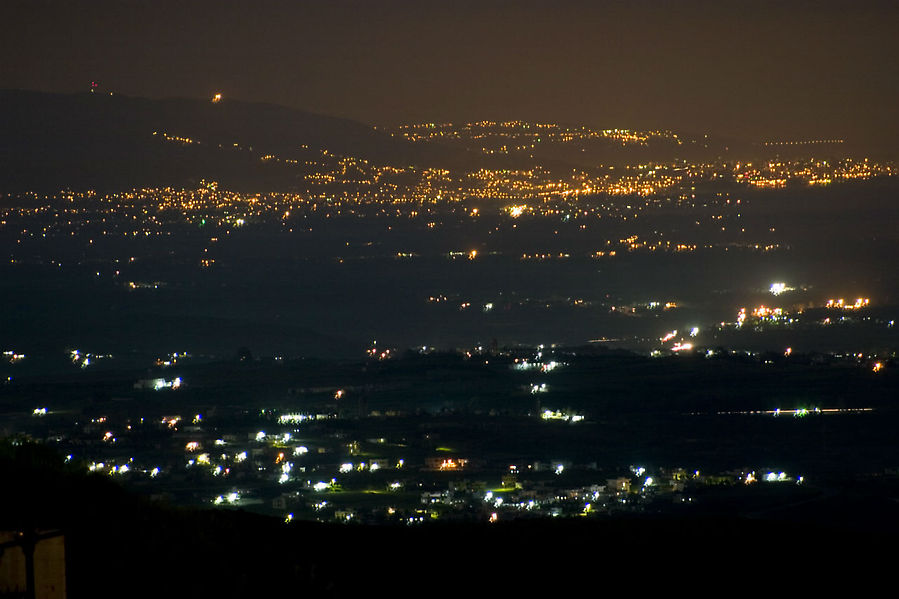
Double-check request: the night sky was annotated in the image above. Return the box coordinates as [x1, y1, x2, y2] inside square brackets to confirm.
[3, 0, 897, 149]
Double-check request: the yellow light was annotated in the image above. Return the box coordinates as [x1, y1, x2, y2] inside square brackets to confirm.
[508, 205, 527, 218]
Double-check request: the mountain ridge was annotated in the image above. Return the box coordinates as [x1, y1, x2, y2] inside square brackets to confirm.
[0, 89, 464, 192]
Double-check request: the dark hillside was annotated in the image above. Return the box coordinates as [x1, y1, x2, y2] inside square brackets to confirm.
[0, 90, 462, 192]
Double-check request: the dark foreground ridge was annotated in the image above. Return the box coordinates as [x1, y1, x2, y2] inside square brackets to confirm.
[1, 441, 894, 597]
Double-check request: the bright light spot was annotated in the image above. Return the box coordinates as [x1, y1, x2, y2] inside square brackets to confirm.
[255, 431, 266, 442]
[508, 205, 528, 218]
[279, 413, 307, 424]
[540, 409, 584, 423]
[770, 282, 790, 295]
[339, 463, 353, 473]
[211, 93, 223, 103]
[689, 327, 699, 337]
[150, 377, 181, 391]
[313, 481, 329, 492]
[215, 492, 240, 505]
[294, 446, 308, 456]
[554, 464, 564, 475]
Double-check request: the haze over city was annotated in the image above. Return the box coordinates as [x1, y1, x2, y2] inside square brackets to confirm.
[3, 0, 898, 151]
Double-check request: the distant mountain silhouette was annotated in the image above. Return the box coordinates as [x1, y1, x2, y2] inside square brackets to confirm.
[0, 89, 463, 192]
[0, 89, 863, 194]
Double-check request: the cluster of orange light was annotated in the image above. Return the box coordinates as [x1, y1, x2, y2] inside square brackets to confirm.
[752, 306, 784, 318]
[438, 458, 468, 471]
[736, 306, 787, 325]
[825, 298, 869, 310]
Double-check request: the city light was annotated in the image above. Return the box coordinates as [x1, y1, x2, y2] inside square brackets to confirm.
[769, 282, 794, 295]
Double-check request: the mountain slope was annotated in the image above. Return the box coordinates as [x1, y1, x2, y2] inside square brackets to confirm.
[0, 89, 461, 192]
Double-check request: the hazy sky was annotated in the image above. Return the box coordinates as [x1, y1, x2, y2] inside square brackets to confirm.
[3, 0, 897, 147]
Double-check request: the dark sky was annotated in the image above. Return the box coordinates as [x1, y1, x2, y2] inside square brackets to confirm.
[3, 0, 897, 148]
